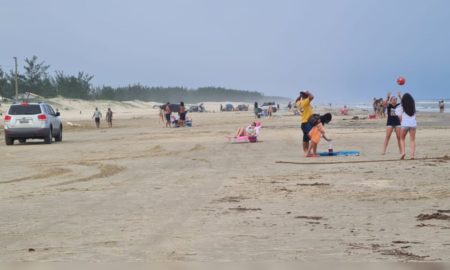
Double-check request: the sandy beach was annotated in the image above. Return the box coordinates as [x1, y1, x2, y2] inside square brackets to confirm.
[0, 99, 449, 262]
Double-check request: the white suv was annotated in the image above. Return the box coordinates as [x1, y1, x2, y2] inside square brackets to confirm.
[3, 102, 62, 145]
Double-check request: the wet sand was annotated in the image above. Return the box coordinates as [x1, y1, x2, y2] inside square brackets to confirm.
[1, 103, 450, 262]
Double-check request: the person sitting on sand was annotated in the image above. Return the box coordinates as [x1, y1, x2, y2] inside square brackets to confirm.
[235, 122, 257, 138]
[382, 92, 401, 155]
[305, 113, 332, 157]
[395, 92, 417, 160]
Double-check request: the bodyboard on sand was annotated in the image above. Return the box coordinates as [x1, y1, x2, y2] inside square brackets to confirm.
[318, 150, 360, 157]
[225, 136, 257, 143]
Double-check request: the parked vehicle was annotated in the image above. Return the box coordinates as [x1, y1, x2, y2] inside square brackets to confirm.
[3, 102, 62, 145]
[189, 103, 205, 112]
[159, 103, 180, 113]
[222, 104, 234, 111]
[236, 104, 249, 111]
[260, 102, 278, 113]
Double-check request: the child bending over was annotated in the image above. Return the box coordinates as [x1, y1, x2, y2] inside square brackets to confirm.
[306, 115, 332, 157]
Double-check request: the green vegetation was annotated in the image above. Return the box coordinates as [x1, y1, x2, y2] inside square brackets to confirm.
[0, 56, 274, 103]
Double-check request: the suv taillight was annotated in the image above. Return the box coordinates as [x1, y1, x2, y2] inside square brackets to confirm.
[38, 114, 47, 121]
[4, 115, 11, 121]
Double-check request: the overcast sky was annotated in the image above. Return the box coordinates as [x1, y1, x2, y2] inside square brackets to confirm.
[1, 0, 449, 103]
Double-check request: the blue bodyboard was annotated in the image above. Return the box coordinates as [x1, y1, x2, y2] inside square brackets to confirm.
[318, 151, 360, 157]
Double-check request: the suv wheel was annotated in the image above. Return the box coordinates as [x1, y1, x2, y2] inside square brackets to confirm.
[44, 128, 53, 144]
[5, 136, 14, 145]
[55, 125, 63, 142]
[19, 139, 26, 144]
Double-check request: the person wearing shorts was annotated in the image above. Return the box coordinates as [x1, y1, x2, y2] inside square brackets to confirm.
[178, 101, 187, 127]
[295, 90, 314, 154]
[395, 92, 417, 159]
[106, 108, 113, 128]
[92, 107, 102, 128]
[164, 102, 172, 128]
[382, 92, 401, 154]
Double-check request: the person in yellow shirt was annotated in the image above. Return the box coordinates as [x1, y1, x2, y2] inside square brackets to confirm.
[295, 90, 314, 153]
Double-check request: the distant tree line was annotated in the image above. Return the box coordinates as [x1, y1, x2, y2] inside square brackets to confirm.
[0, 56, 266, 102]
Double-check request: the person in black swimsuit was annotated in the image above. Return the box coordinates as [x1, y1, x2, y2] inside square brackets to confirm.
[164, 102, 172, 128]
[382, 92, 401, 154]
[178, 101, 187, 127]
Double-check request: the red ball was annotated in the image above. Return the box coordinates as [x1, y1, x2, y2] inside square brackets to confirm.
[397, 76, 405, 86]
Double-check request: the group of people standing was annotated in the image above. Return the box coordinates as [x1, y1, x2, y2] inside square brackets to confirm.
[382, 92, 417, 159]
[160, 101, 187, 128]
[372, 97, 386, 118]
[295, 89, 417, 160]
[92, 107, 113, 128]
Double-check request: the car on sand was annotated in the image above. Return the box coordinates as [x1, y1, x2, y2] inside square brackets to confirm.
[3, 102, 62, 145]
[222, 104, 234, 111]
[236, 104, 249, 111]
[260, 102, 278, 113]
[188, 103, 205, 112]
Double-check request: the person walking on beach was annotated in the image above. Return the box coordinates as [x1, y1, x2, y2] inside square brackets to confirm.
[106, 108, 113, 128]
[382, 92, 401, 155]
[164, 102, 172, 128]
[395, 92, 417, 159]
[178, 101, 187, 127]
[254, 101, 259, 118]
[439, 100, 445, 113]
[92, 107, 102, 128]
[296, 90, 314, 154]
[373, 98, 378, 115]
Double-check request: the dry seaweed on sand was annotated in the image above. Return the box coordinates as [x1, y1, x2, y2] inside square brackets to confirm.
[416, 212, 450, 221]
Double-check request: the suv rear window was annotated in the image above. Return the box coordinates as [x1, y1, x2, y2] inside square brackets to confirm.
[8, 105, 42, 115]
